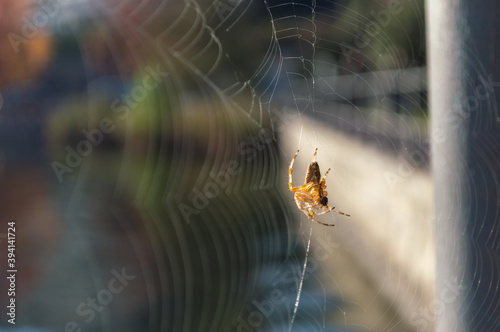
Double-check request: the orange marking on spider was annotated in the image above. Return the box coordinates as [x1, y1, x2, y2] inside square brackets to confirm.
[289, 148, 350, 226]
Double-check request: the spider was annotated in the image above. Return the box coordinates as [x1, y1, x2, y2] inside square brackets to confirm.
[289, 148, 350, 226]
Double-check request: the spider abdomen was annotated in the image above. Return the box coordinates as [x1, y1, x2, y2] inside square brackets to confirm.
[305, 162, 321, 184]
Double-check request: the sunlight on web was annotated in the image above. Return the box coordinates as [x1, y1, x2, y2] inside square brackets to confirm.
[289, 226, 313, 331]
[88, 0, 429, 331]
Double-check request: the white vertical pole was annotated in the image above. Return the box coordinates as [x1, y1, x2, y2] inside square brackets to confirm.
[427, 1, 500, 331]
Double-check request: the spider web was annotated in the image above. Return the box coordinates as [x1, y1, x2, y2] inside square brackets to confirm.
[8, 0, 459, 331]
[6, 0, 500, 330]
[104, 1, 337, 330]
[94, 0, 423, 330]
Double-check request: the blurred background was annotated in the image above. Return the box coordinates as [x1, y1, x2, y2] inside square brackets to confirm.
[0, 0, 498, 331]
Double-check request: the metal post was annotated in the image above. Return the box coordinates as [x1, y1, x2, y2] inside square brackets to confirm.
[427, 1, 500, 331]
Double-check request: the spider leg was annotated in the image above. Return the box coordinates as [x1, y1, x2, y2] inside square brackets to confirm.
[294, 192, 314, 208]
[312, 147, 318, 161]
[316, 204, 350, 217]
[294, 192, 336, 226]
[306, 207, 336, 226]
[321, 168, 331, 182]
[289, 149, 302, 192]
[289, 151, 314, 192]
[290, 183, 310, 193]
[298, 202, 335, 226]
